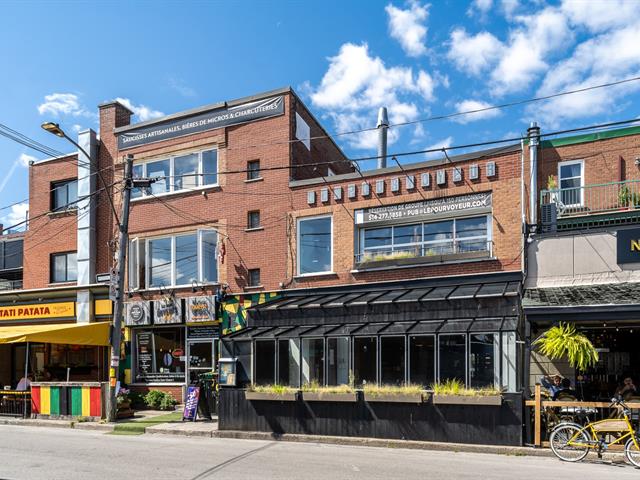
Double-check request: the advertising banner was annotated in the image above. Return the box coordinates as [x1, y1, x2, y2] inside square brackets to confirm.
[617, 228, 640, 264]
[183, 386, 200, 422]
[124, 301, 151, 326]
[0, 302, 74, 321]
[154, 295, 182, 325]
[186, 296, 217, 324]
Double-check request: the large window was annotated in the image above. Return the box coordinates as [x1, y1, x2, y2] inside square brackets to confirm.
[51, 252, 77, 283]
[354, 337, 377, 386]
[469, 333, 499, 388]
[298, 216, 332, 275]
[359, 216, 489, 261]
[254, 341, 276, 385]
[381, 337, 405, 385]
[51, 179, 78, 211]
[409, 336, 435, 387]
[439, 335, 466, 385]
[327, 337, 349, 386]
[558, 160, 583, 206]
[129, 230, 217, 290]
[302, 338, 324, 385]
[278, 339, 300, 387]
[131, 148, 218, 199]
[134, 327, 185, 383]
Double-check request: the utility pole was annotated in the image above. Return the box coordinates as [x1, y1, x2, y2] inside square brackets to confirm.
[106, 154, 133, 422]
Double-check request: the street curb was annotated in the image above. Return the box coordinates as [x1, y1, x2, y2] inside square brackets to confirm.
[146, 427, 214, 438]
[0, 418, 73, 429]
[74, 422, 115, 432]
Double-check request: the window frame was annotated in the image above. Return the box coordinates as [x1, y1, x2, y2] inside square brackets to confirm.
[253, 339, 277, 385]
[408, 334, 436, 387]
[301, 336, 326, 385]
[51, 179, 78, 211]
[247, 211, 261, 230]
[437, 333, 468, 386]
[246, 160, 261, 181]
[50, 251, 78, 283]
[131, 147, 218, 200]
[558, 159, 584, 207]
[247, 268, 261, 287]
[296, 214, 333, 276]
[379, 335, 407, 386]
[326, 336, 350, 387]
[468, 331, 500, 389]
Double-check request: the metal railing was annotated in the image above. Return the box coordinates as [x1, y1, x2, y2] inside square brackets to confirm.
[0, 279, 23, 291]
[0, 391, 31, 418]
[355, 240, 493, 265]
[541, 179, 640, 219]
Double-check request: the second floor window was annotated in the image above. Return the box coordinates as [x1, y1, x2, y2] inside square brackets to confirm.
[51, 179, 78, 211]
[297, 215, 332, 275]
[558, 160, 583, 206]
[247, 211, 260, 229]
[129, 230, 217, 290]
[51, 252, 77, 283]
[247, 160, 260, 180]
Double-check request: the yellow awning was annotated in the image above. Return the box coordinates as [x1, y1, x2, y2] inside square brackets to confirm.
[0, 322, 111, 346]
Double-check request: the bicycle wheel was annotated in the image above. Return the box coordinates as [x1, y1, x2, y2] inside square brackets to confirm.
[550, 424, 590, 462]
[625, 436, 640, 468]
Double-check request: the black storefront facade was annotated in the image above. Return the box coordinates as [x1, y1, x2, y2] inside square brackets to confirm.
[218, 272, 526, 446]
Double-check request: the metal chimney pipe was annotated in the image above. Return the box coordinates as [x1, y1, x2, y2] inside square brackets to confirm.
[376, 107, 389, 169]
[528, 121, 541, 226]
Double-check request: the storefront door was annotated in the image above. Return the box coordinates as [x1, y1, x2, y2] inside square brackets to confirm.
[187, 339, 216, 384]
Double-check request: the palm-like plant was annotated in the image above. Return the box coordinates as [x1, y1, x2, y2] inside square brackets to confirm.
[533, 322, 599, 371]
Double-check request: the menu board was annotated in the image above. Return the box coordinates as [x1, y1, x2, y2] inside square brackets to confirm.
[187, 325, 219, 339]
[135, 331, 154, 379]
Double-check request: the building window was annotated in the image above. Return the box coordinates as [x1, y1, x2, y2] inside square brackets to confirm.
[354, 337, 377, 386]
[248, 268, 261, 287]
[327, 337, 349, 386]
[380, 336, 405, 385]
[51, 179, 78, 211]
[247, 160, 261, 180]
[359, 215, 490, 261]
[439, 334, 466, 385]
[469, 333, 499, 388]
[254, 340, 276, 385]
[130, 230, 217, 289]
[134, 327, 185, 383]
[302, 338, 324, 385]
[132, 148, 218, 198]
[278, 339, 300, 387]
[297, 216, 332, 275]
[558, 160, 583, 206]
[409, 336, 435, 387]
[247, 211, 260, 229]
[51, 252, 77, 283]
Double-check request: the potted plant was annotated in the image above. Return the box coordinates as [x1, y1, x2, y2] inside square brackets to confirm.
[245, 384, 298, 401]
[301, 381, 357, 402]
[363, 383, 425, 403]
[547, 175, 559, 203]
[430, 379, 502, 406]
[116, 387, 134, 418]
[632, 192, 640, 209]
[618, 185, 632, 210]
[533, 322, 599, 372]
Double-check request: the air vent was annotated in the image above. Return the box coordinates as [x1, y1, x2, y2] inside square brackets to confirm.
[540, 202, 557, 232]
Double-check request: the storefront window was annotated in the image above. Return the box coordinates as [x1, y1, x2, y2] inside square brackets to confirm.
[302, 338, 324, 385]
[278, 339, 300, 387]
[469, 333, 499, 388]
[354, 337, 377, 385]
[439, 334, 466, 385]
[235, 341, 252, 386]
[135, 327, 185, 383]
[298, 216, 332, 275]
[381, 336, 405, 385]
[409, 336, 435, 387]
[254, 341, 276, 385]
[327, 337, 349, 386]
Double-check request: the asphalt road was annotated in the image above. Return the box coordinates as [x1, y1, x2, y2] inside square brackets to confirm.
[0, 426, 638, 480]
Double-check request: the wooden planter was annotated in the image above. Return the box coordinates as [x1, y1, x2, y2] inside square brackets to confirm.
[245, 391, 298, 402]
[302, 392, 358, 402]
[432, 394, 502, 406]
[365, 393, 425, 404]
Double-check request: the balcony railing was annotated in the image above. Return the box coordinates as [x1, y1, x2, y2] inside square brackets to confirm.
[540, 179, 640, 219]
[0, 279, 23, 291]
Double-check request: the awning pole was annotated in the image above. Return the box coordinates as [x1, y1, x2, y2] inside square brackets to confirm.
[24, 341, 29, 381]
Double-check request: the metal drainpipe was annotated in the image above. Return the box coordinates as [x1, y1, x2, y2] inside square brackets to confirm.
[376, 107, 389, 169]
[528, 122, 541, 227]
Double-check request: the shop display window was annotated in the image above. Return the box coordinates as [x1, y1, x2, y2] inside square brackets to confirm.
[302, 338, 324, 385]
[278, 339, 300, 387]
[409, 335, 435, 387]
[354, 337, 377, 386]
[380, 336, 405, 385]
[134, 327, 185, 383]
[327, 337, 349, 386]
[469, 333, 499, 388]
[439, 334, 466, 385]
[254, 340, 276, 385]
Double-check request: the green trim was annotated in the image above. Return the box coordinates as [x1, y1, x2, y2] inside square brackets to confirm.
[539, 125, 640, 148]
[71, 387, 82, 416]
[50, 387, 60, 416]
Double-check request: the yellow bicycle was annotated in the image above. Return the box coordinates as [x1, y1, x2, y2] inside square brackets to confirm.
[550, 396, 640, 466]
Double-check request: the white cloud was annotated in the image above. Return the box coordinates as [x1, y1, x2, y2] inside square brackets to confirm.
[425, 136, 454, 160]
[18, 153, 36, 167]
[385, 1, 429, 57]
[561, 0, 640, 33]
[168, 77, 196, 98]
[115, 97, 164, 122]
[37, 93, 91, 118]
[452, 99, 502, 124]
[500, 0, 520, 17]
[470, 0, 493, 14]
[0, 154, 36, 195]
[448, 28, 504, 76]
[1, 202, 28, 230]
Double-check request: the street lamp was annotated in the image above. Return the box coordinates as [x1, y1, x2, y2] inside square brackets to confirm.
[41, 122, 66, 137]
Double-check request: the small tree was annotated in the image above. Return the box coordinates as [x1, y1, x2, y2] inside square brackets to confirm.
[533, 322, 599, 371]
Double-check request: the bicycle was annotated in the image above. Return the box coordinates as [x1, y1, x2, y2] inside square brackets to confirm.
[549, 396, 640, 466]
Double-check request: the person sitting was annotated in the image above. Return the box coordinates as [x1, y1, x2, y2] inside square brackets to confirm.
[16, 374, 32, 391]
[554, 378, 578, 400]
[615, 377, 637, 399]
[541, 374, 563, 398]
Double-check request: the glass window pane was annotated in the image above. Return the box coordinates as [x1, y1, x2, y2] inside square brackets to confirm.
[200, 230, 217, 283]
[380, 337, 405, 385]
[202, 150, 218, 186]
[247, 160, 260, 180]
[393, 224, 421, 245]
[302, 338, 324, 385]
[254, 341, 276, 385]
[175, 234, 198, 285]
[409, 336, 435, 387]
[66, 252, 77, 281]
[424, 242, 453, 255]
[470, 334, 499, 388]
[149, 238, 172, 287]
[278, 339, 300, 387]
[439, 335, 466, 384]
[147, 159, 170, 194]
[53, 183, 68, 210]
[327, 337, 349, 386]
[560, 178, 581, 189]
[53, 255, 66, 282]
[67, 180, 78, 206]
[364, 227, 392, 249]
[135, 327, 185, 383]
[173, 153, 199, 190]
[424, 221, 453, 242]
[560, 163, 581, 179]
[132, 164, 144, 199]
[299, 217, 332, 275]
[457, 239, 488, 253]
[456, 217, 486, 238]
[354, 337, 377, 386]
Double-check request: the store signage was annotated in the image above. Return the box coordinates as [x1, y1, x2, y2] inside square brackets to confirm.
[617, 228, 640, 264]
[172, 349, 184, 359]
[0, 302, 74, 321]
[187, 325, 219, 339]
[186, 296, 216, 324]
[117, 96, 285, 149]
[154, 295, 183, 324]
[183, 386, 200, 421]
[124, 301, 151, 326]
[355, 192, 493, 225]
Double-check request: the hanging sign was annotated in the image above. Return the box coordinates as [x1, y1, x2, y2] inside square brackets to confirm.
[118, 96, 285, 149]
[124, 301, 151, 326]
[0, 302, 75, 321]
[154, 295, 182, 324]
[617, 228, 640, 264]
[186, 296, 217, 324]
[183, 386, 200, 422]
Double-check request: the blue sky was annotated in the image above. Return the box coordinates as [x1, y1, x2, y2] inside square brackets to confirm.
[1, 0, 639, 229]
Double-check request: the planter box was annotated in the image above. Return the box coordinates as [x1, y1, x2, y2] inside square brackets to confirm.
[245, 391, 298, 402]
[356, 250, 490, 270]
[302, 392, 357, 402]
[432, 394, 502, 406]
[365, 392, 425, 403]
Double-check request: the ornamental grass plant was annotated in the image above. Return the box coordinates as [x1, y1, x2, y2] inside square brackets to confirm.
[430, 379, 501, 396]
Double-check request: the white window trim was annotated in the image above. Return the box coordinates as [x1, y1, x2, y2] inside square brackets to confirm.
[296, 214, 333, 277]
[558, 159, 584, 207]
[131, 147, 219, 201]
